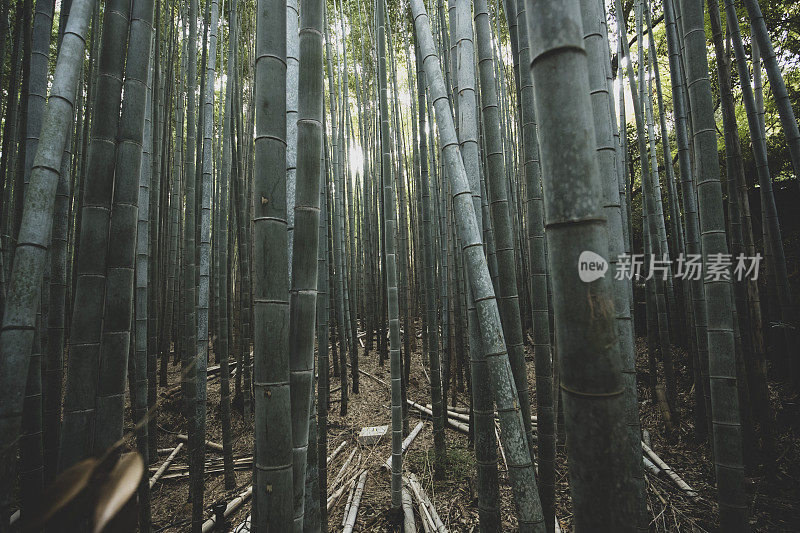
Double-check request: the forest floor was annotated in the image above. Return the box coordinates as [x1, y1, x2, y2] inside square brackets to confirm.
[146, 328, 800, 532]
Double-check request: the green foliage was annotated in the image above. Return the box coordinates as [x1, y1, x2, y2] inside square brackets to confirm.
[406, 442, 475, 487]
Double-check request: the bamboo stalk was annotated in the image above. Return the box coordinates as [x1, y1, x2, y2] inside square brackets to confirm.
[383, 421, 425, 470]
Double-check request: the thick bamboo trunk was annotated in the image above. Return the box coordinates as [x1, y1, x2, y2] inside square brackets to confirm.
[680, 0, 748, 528]
[524, 0, 643, 528]
[411, 2, 544, 529]
[0, 0, 95, 524]
[252, 0, 293, 529]
[288, 0, 324, 526]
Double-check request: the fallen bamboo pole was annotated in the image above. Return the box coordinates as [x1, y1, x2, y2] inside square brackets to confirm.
[148, 455, 252, 473]
[641, 441, 699, 499]
[162, 362, 237, 398]
[176, 434, 224, 453]
[407, 400, 469, 434]
[326, 470, 363, 511]
[402, 486, 417, 533]
[200, 485, 253, 533]
[425, 403, 539, 424]
[331, 448, 357, 489]
[157, 463, 252, 481]
[642, 455, 661, 476]
[405, 473, 447, 533]
[327, 440, 347, 465]
[411, 481, 434, 533]
[341, 479, 357, 527]
[342, 470, 368, 533]
[383, 421, 424, 471]
[350, 364, 388, 388]
[149, 442, 184, 488]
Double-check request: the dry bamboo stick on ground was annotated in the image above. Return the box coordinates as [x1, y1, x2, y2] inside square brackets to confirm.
[326, 479, 353, 512]
[643, 455, 661, 476]
[157, 463, 252, 481]
[495, 426, 508, 472]
[409, 479, 434, 533]
[426, 404, 539, 424]
[407, 400, 469, 434]
[641, 441, 699, 499]
[406, 473, 447, 533]
[148, 455, 252, 473]
[327, 440, 347, 465]
[331, 448, 357, 488]
[176, 433, 224, 453]
[161, 362, 237, 398]
[350, 364, 388, 388]
[149, 442, 184, 488]
[341, 477, 357, 527]
[327, 470, 363, 511]
[200, 485, 252, 533]
[342, 470, 368, 533]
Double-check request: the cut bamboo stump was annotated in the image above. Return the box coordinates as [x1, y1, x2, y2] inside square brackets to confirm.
[149, 442, 184, 488]
[342, 470, 368, 533]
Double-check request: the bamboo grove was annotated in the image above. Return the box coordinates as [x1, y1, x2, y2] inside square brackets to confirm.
[0, 0, 798, 531]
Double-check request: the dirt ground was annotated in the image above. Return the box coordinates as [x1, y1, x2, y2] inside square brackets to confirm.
[147, 327, 800, 531]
